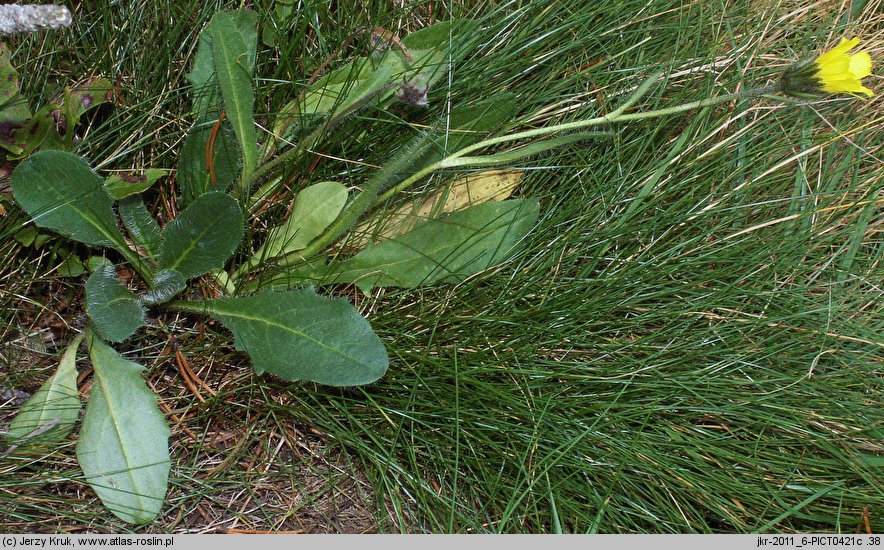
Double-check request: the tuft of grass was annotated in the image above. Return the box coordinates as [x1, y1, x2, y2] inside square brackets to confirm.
[1, 0, 881, 533]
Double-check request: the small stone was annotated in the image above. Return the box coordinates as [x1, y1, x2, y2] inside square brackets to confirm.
[0, 5, 72, 36]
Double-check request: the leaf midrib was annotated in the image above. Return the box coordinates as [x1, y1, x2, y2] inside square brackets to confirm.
[89, 344, 153, 517]
[208, 302, 376, 368]
[35, 164, 126, 250]
[212, 16, 256, 178]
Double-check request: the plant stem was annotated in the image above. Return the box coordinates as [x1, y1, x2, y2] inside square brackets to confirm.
[379, 83, 777, 203]
[244, 79, 777, 280]
[245, 82, 400, 215]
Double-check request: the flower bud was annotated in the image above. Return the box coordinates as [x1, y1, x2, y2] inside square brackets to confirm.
[780, 37, 873, 98]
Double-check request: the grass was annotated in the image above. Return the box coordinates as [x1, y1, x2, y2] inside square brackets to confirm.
[1, 0, 882, 534]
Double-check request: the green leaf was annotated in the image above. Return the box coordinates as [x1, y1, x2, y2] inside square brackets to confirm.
[77, 333, 171, 525]
[87, 256, 113, 272]
[6, 335, 82, 447]
[401, 19, 480, 51]
[157, 192, 243, 280]
[401, 19, 480, 90]
[56, 253, 86, 278]
[254, 181, 347, 261]
[8, 103, 63, 158]
[226, 10, 259, 72]
[0, 44, 32, 155]
[104, 168, 167, 200]
[307, 55, 402, 117]
[269, 50, 405, 156]
[142, 269, 186, 305]
[176, 289, 388, 386]
[0, 44, 25, 108]
[118, 196, 163, 261]
[188, 26, 220, 115]
[187, 10, 257, 116]
[176, 119, 241, 206]
[62, 77, 117, 143]
[11, 151, 129, 250]
[85, 265, 146, 343]
[210, 11, 258, 182]
[325, 199, 539, 292]
[182, 10, 255, 205]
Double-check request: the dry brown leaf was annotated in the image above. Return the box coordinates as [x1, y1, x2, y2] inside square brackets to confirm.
[349, 169, 523, 249]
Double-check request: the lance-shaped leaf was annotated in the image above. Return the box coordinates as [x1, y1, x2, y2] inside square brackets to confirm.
[11, 151, 129, 250]
[268, 52, 405, 158]
[118, 196, 162, 261]
[253, 181, 347, 262]
[181, 10, 255, 205]
[188, 10, 257, 116]
[175, 289, 388, 386]
[6, 335, 83, 448]
[210, 11, 258, 182]
[325, 199, 540, 292]
[77, 333, 171, 525]
[157, 192, 243, 280]
[85, 265, 145, 343]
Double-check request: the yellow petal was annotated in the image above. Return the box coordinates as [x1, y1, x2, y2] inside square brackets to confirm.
[816, 37, 859, 66]
[821, 78, 874, 97]
[848, 52, 872, 79]
[816, 55, 849, 77]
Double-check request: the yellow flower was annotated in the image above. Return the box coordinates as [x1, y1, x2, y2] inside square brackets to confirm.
[781, 37, 874, 98]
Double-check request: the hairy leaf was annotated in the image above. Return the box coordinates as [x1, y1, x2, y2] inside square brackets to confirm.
[6, 335, 82, 447]
[77, 334, 171, 525]
[325, 199, 539, 292]
[11, 151, 128, 250]
[176, 289, 388, 386]
[210, 11, 258, 181]
[118, 196, 162, 261]
[188, 10, 257, 116]
[157, 192, 243, 280]
[142, 269, 186, 305]
[85, 265, 145, 343]
[182, 10, 255, 205]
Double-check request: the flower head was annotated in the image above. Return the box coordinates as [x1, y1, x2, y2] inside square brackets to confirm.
[781, 37, 873, 98]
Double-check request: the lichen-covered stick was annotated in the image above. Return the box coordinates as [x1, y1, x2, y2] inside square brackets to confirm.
[0, 4, 71, 35]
